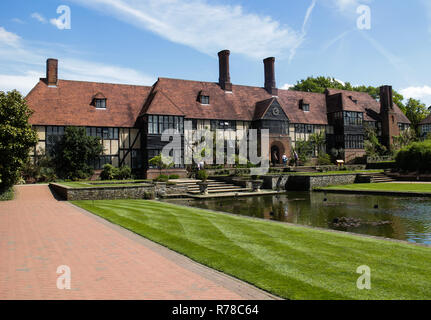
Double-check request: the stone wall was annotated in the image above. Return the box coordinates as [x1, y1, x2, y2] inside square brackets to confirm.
[262, 174, 359, 191]
[50, 182, 187, 201]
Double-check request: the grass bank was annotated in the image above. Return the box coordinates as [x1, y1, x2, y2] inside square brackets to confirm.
[72, 199, 431, 300]
[59, 180, 151, 188]
[321, 183, 431, 194]
[0, 188, 14, 201]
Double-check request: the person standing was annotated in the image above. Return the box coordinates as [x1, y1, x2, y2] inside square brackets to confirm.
[282, 154, 288, 166]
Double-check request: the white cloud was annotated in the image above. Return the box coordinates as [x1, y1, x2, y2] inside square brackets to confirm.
[69, 0, 304, 60]
[11, 18, 25, 24]
[0, 27, 21, 47]
[281, 83, 293, 90]
[31, 12, 47, 24]
[400, 86, 431, 106]
[49, 18, 63, 29]
[0, 26, 155, 95]
[0, 71, 42, 94]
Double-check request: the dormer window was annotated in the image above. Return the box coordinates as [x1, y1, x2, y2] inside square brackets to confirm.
[201, 96, 210, 105]
[92, 92, 107, 109]
[349, 96, 358, 104]
[198, 90, 210, 105]
[95, 99, 106, 109]
[299, 99, 310, 112]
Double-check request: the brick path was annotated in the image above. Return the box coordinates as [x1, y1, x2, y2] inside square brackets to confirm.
[0, 185, 276, 300]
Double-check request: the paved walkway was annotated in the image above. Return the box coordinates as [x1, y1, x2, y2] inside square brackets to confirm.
[0, 185, 276, 300]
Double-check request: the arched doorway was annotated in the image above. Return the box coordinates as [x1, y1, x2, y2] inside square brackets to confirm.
[271, 145, 280, 165]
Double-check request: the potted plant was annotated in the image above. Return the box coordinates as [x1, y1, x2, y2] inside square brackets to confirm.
[197, 170, 209, 195]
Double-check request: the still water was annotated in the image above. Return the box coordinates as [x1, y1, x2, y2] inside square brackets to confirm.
[166, 192, 431, 245]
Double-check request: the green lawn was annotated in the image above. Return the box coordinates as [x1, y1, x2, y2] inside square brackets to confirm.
[322, 183, 431, 194]
[0, 188, 14, 201]
[72, 199, 431, 300]
[285, 170, 383, 176]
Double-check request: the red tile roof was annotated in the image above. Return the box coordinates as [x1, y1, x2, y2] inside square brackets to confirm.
[26, 76, 410, 128]
[420, 114, 431, 125]
[26, 79, 152, 127]
[326, 89, 410, 123]
[142, 78, 329, 124]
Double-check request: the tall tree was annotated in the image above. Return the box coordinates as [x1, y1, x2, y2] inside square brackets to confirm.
[0, 90, 38, 191]
[290, 76, 406, 111]
[403, 98, 430, 136]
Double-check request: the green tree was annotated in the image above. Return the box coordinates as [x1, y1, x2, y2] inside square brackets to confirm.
[53, 126, 103, 180]
[403, 98, 430, 136]
[0, 90, 38, 191]
[294, 140, 313, 163]
[364, 126, 387, 157]
[290, 76, 351, 93]
[149, 154, 173, 176]
[290, 76, 406, 112]
[309, 130, 326, 155]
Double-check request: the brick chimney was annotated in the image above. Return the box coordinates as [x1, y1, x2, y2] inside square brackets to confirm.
[264, 57, 278, 96]
[218, 50, 232, 92]
[46, 58, 58, 86]
[380, 85, 399, 149]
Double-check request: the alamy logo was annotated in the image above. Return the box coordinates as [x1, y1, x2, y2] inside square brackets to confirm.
[357, 5, 371, 30]
[356, 265, 371, 290]
[56, 265, 71, 290]
[160, 122, 270, 175]
[51, 5, 71, 30]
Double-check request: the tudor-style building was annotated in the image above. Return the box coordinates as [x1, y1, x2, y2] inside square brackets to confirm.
[26, 51, 410, 178]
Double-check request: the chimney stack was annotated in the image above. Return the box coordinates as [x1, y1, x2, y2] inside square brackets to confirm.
[379, 85, 393, 111]
[218, 50, 232, 92]
[46, 58, 58, 86]
[379, 85, 398, 150]
[264, 57, 278, 96]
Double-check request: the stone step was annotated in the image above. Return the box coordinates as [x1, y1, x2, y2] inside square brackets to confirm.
[187, 184, 241, 189]
[188, 188, 252, 194]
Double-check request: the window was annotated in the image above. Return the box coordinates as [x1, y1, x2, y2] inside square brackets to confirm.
[302, 104, 310, 112]
[295, 124, 305, 133]
[148, 115, 184, 134]
[86, 127, 118, 139]
[345, 135, 364, 149]
[46, 126, 65, 155]
[343, 111, 363, 126]
[210, 120, 235, 131]
[95, 99, 106, 109]
[201, 96, 210, 105]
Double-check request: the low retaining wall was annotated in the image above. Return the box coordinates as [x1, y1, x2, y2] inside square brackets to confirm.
[50, 182, 188, 201]
[263, 174, 359, 191]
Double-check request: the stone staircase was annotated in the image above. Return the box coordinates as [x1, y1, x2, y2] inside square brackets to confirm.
[370, 172, 397, 183]
[174, 179, 251, 195]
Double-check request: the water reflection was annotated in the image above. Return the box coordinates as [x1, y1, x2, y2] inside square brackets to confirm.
[166, 193, 431, 245]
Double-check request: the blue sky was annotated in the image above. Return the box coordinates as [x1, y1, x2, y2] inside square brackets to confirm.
[1, 0, 431, 105]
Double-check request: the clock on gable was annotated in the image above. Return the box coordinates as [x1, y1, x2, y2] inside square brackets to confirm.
[272, 107, 280, 116]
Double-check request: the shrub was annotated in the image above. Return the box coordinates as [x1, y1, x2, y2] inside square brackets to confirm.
[168, 174, 179, 179]
[196, 170, 208, 182]
[154, 174, 169, 182]
[53, 127, 103, 180]
[100, 164, 119, 180]
[317, 153, 332, 165]
[21, 154, 57, 183]
[117, 166, 132, 180]
[143, 191, 155, 200]
[395, 140, 431, 172]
